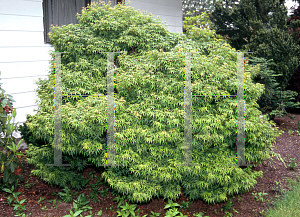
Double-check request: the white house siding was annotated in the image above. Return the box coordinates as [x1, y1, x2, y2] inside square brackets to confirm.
[124, 0, 183, 33]
[0, 0, 53, 138]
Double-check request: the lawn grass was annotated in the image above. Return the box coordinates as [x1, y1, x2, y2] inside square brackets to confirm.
[264, 172, 300, 217]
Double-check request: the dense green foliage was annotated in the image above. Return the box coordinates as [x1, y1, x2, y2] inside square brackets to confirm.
[285, 3, 300, 105]
[20, 1, 287, 204]
[242, 55, 300, 120]
[199, 0, 300, 120]
[244, 26, 300, 119]
[201, 0, 288, 51]
[0, 73, 25, 190]
[182, 0, 218, 29]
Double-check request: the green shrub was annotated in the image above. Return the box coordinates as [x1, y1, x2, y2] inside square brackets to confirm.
[243, 55, 300, 121]
[242, 26, 300, 120]
[183, 10, 217, 34]
[21, 1, 286, 204]
[0, 72, 25, 190]
[18, 115, 50, 148]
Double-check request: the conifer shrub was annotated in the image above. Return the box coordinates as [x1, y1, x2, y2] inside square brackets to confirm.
[285, 7, 300, 108]
[243, 26, 300, 120]
[19, 1, 287, 204]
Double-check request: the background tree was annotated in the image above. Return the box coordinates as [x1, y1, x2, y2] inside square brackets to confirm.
[206, 0, 298, 88]
[182, 0, 300, 120]
[208, 0, 288, 50]
[242, 0, 300, 118]
[182, 0, 217, 23]
[284, 1, 300, 111]
[287, 0, 300, 43]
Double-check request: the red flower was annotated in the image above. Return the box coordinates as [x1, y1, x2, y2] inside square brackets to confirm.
[13, 166, 22, 176]
[3, 105, 13, 114]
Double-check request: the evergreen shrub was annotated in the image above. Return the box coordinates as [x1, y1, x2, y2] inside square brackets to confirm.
[206, 0, 300, 120]
[20, 1, 286, 204]
[285, 7, 300, 107]
[243, 55, 300, 121]
[243, 26, 300, 120]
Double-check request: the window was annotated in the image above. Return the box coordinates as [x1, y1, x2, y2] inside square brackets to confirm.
[43, 0, 91, 44]
[43, 0, 125, 44]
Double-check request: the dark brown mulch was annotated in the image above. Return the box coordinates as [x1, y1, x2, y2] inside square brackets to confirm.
[0, 111, 300, 217]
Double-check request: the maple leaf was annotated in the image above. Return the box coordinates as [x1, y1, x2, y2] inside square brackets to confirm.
[83, 143, 88, 150]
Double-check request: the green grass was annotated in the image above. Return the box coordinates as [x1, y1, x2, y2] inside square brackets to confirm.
[263, 173, 300, 217]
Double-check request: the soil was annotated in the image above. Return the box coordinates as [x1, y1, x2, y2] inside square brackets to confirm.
[0, 110, 300, 217]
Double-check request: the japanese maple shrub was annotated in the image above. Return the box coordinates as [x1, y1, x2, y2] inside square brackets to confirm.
[20, 1, 286, 204]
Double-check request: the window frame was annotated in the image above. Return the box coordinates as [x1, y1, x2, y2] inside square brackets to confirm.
[43, 0, 91, 44]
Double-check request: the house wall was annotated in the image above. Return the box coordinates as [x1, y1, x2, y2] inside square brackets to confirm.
[0, 0, 182, 139]
[0, 0, 53, 138]
[124, 0, 183, 33]
[93, 0, 183, 33]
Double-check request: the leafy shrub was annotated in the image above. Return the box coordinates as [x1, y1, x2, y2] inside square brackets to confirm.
[243, 25, 300, 119]
[244, 56, 300, 120]
[0, 72, 25, 190]
[183, 10, 217, 34]
[18, 114, 50, 148]
[21, 1, 286, 204]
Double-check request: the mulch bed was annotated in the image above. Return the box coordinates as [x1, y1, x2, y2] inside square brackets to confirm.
[0, 111, 299, 217]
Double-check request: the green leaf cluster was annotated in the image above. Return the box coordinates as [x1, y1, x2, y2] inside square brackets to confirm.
[21, 1, 286, 205]
[205, 0, 300, 120]
[0, 71, 25, 190]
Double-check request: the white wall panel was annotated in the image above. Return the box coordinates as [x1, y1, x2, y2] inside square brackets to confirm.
[125, 0, 182, 33]
[0, 0, 53, 138]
